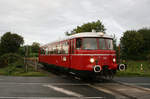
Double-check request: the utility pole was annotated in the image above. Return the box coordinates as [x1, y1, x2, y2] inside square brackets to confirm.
[35, 58, 38, 71]
[25, 46, 28, 72]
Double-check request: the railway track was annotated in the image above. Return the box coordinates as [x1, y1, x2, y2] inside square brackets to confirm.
[91, 82, 150, 99]
[27, 60, 150, 99]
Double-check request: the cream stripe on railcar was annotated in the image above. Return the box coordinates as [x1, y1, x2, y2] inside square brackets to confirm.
[41, 32, 113, 48]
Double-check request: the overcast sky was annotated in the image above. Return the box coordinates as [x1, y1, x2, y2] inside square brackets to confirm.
[0, 0, 150, 45]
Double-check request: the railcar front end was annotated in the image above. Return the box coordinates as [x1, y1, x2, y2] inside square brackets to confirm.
[70, 37, 118, 78]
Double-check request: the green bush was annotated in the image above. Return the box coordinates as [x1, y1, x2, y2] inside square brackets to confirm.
[29, 53, 38, 57]
[0, 53, 23, 67]
[147, 54, 150, 62]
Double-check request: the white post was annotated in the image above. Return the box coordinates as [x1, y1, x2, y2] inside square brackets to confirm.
[140, 64, 143, 71]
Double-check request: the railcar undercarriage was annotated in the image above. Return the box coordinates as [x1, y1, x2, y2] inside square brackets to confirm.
[40, 62, 126, 81]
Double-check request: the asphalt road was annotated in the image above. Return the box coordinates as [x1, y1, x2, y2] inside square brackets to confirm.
[114, 77, 150, 89]
[0, 74, 150, 99]
[0, 75, 114, 99]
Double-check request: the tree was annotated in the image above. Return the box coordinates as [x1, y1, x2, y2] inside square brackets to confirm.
[138, 28, 150, 51]
[120, 30, 144, 60]
[138, 28, 150, 59]
[0, 32, 24, 54]
[66, 20, 106, 36]
[31, 42, 40, 53]
[0, 43, 2, 56]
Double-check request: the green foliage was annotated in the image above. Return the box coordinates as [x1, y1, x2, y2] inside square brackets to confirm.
[0, 32, 24, 55]
[22, 45, 39, 57]
[18, 42, 40, 57]
[0, 53, 24, 75]
[120, 30, 144, 60]
[0, 53, 47, 76]
[0, 53, 23, 67]
[17, 72, 48, 76]
[66, 20, 106, 36]
[116, 60, 150, 77]
[0, 64, 48, 76]
[18, 46, 26, 56]
[120, 28, 150, 60]
[31, 42, 40, 53]
[138, 28, 150, 50]
[147, 54, 150, 62]
[138, 28, 150, 59]
[29, 53, 38, 57]
[0, 43, 2, 56]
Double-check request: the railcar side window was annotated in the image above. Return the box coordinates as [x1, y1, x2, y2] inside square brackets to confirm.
[40, 48, 45, 55]
[53, 46, 57, 54]
[47, 46, 51, 54]
[76, 38, 82, 49]
[62, 41, 69, 54]
[50, 45, 54, 54]
[57, 44, 61, 54]
[82, 38, 98, 50]
[45, 48, 48, 55]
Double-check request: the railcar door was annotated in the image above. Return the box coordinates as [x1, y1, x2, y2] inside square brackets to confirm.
[70, 39, 75, 68]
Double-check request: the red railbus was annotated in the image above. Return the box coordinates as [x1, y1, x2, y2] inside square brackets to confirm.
[39, 32, 125, 79]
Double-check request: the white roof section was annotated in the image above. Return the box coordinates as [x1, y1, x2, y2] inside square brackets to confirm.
[68, 32, 113, 39]
[41, 32, 113, 47]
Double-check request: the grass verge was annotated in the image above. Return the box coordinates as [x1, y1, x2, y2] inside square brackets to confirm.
[116, 60, 150, 77]
[0, 65, 48, 76]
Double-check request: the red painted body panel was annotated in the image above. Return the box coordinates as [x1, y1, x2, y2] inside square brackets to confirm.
[70, 50, 117, 71]
[39, 45, 118, 72]
[39, 55, 70, 68]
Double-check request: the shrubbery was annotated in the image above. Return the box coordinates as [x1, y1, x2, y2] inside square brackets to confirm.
[147, 54, 150, 63]
[0, 53, 24, 68]
[120, 28, 150, 60]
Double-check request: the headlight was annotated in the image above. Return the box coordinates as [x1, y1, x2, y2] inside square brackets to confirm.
[113, 58, 116, 62]
[90, 58, 95, 63]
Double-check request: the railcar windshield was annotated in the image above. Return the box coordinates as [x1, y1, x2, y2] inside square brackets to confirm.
[106, 39, 113, 50]
[82, 38, 98, 50]
[76, 38, 113, 50]
[99, 38, 113, 50]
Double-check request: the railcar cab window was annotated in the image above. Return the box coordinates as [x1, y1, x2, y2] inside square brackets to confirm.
[99, 38, 113, 50]
[76, 38, 82, 49]
[107, 39, 113, 50]
[83, 38, 98, 50]
[99, 38, 107, 50]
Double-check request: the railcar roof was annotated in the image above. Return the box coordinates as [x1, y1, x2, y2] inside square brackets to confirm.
[41, 32, 113, 47]
[68, 32, 113, 39]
